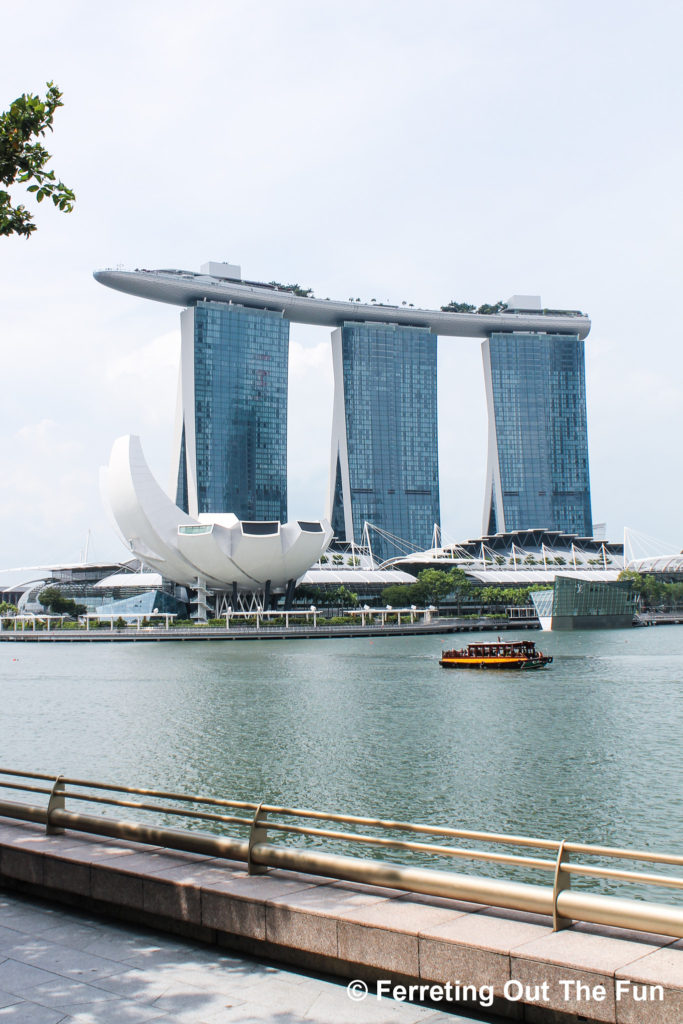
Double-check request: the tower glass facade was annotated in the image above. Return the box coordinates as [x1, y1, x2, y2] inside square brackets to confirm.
[483, 332, 592, 536]
[330, 322, 440, 562]
[176, 301, 289, 521]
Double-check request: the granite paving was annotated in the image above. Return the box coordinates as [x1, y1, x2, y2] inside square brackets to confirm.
[0, 891, 492, 1024]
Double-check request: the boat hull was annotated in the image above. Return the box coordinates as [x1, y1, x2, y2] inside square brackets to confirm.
[439, 657, 552, 670]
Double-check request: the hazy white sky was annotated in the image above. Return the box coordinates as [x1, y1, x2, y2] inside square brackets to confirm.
[1, 0, 682, 576]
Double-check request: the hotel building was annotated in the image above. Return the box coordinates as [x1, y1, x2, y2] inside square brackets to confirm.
[483, 319, 592, 538]
[329, 322, 439, 562]
[95, 266, 593, 555]
[174, 300, 289, 522]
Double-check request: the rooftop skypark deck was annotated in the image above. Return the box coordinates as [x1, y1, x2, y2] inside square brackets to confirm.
[94, 266, 592, 339]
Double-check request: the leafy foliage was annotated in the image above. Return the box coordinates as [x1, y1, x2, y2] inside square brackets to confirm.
[268, 281, 314, 297]
[295, 584, 358, 608]
[412, 568, 458, 605]
[381, 568, 471, 607]
[380, 568, 551, 611]
[37, 586, 86, 617]
[440, 300, 506, 315]
[440, 300, 476, 313]
[0, 82, 75, 238]
[300, 567, 556, 616]
[377, 584, 407, 607]
[618, 571, 683, 609]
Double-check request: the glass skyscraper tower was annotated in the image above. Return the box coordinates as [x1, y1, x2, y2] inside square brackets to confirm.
[482, 332, 592, 536]
[174, 300, 289, 521]
[95, 266, 595, 549]
[329, 322, 440, 562]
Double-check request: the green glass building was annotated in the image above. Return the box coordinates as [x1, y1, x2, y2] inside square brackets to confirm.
[531, 576, 637, 630]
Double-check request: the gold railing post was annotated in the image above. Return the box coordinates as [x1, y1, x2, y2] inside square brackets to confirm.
[553, 839, 572, 930]
[46, 775, 66, 835]
[248, 802, 268, 875]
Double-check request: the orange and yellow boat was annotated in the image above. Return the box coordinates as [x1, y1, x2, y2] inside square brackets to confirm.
[439, 639, 552, 670]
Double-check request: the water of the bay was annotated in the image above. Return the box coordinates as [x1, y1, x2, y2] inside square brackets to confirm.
[2, 626, 682, 899]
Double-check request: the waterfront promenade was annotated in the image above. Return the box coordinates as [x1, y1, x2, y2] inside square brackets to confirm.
[1, 613, 680, 644]
[0, 890, 471, 1024]
[1, 818, 681, 1023]
[0, 618, 537, 643]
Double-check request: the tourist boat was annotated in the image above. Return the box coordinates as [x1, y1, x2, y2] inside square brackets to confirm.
[439, 639, 553, 670]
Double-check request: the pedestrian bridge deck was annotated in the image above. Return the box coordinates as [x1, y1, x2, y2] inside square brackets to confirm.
[0, 818, 680, 1023]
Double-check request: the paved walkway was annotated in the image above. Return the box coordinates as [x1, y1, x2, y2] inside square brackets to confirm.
[0, 891, 492, 1024]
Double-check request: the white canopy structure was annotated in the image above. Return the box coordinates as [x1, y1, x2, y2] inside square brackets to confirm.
[626, 555, 683, 575]
[102, 435, 332, 594]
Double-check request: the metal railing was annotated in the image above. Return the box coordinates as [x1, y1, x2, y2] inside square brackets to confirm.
[0, 768, 681, 938]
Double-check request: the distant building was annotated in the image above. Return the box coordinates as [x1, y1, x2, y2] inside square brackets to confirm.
[103, 435, 332, 610]
[531, 576, 637, 630]
[388, 528, 623, 585]
[483, 327, 593, 537]
[94, 267, 595, 560]
[328, 322, 440, 562]
[174, 299, 289, 521]
[14, 561, 188, 617]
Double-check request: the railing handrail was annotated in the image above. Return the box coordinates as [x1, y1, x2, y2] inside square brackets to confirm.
[1, 767, 681, 867]
[0, 767, 681, 937]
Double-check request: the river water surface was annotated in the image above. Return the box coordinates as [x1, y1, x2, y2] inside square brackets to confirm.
[2, 626, 682, 897]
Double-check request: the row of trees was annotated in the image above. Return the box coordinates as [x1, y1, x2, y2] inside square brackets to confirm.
[440, 300, 506, 315]
[618, 571, 683, 610]
[296, 569, 551, 614]
[380, 568, 469, 608]
[297, 571, 473, 611]
[380, 568, 548, 612]
[295, 584, 360, 608]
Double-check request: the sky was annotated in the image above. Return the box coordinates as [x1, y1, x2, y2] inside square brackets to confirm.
[1, 0, 682, 579]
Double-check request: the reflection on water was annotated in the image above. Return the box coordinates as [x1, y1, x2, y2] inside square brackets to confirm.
[2, 627, 682, 898]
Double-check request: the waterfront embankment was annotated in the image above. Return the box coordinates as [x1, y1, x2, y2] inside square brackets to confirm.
[2, 612, 681, 643]
[0, 616, 539, 642]
[0, 818, 680, 1023]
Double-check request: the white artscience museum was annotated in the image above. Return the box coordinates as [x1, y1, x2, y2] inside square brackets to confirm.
[102, 436, 333, 610]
